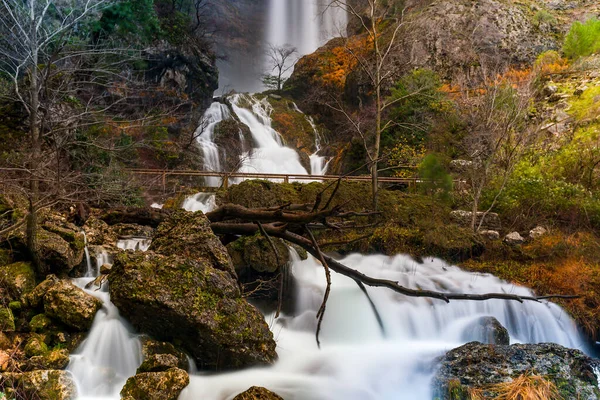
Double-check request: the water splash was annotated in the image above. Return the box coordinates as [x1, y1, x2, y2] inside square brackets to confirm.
[182, 192, 217, 213]
[180, 252, 585, 400]
[116, 238, 151, 252]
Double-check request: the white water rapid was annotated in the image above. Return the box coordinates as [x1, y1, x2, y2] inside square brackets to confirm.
[69, 240, 147, 399]
[179, 251, 585, 400]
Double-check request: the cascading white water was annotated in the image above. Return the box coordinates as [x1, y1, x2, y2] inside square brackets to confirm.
[196, 102, 232, 187]
[82, 231, 93, 277]
[69, 239, 147, 399]
[179, 251, 586, 400]
[230, 94, 310, 179]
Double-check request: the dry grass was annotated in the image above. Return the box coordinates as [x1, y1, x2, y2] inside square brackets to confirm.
[487, 374, 563, 400]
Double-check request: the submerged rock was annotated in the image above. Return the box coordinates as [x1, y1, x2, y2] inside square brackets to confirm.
[138, 338, 189, 373]
[233, 386, 284, 400]
[461, 316, 510, 345]
[432, 342, 600, 399]
[120, 367, 189, 400]
[1, 369, 77, 400]
[109, 251, 277, 370]
[43, 280, 102, 330]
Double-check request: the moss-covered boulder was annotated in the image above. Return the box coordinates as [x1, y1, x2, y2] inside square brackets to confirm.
[23, 274, 59, 308]
[43, 280, 101, 330]
[36, 227, 84, 275]
[233, 386, 284, 400]
[149, 210, 236, 279]
[138, 337, 188, 373]
[24, 334, 48, 357]
[0, 261, 36, 300]
[0, 332, 11, 350]
[0, 307, 15, 331]
[84, 217, 118, 245]
[120, 367, 189, 400]
[109, 251, 276, 370]
[1, 370, 77, 400]
[432, 342, 600, 399]
[24, 348, 70, 371]
[29, 313, 53, 332]
[227, 234, 290, 274]
[461, 316, 510, 345]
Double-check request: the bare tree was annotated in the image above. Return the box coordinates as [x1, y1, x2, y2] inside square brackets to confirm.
[325, 0, 409, 209]
[262, 44, 297, 92]
[459, 67, 539, 231]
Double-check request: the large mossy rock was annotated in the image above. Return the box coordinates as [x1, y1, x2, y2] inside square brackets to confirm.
[120, 367, 189, 400]
[37, 226, 85, 275]
[432, 342, 600, 399]
[0, 261, 36, 300]
[149, 211, 236, 279]
[233, 386, 284, 400]
[1, 370, 77, 400]
[0, 307, 15, 331]
[109, 251, 276, 369]
[227, 234, 290, 274]
[43, 280, 102, 330]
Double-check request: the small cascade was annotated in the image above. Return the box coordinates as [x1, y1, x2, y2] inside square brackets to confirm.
[292, 102, 331, 176]
[230, 94, 310, 178]
[82, 231, 93, 277]
[69, 239, 148, 399]
[180, 252, 586, 399]
[116, 238, 151, 252]
[182, 192, 217, 213]
[196, 102, 232, 186]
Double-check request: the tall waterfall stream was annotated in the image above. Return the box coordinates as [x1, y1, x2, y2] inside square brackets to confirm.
[68, 1, 594, 398]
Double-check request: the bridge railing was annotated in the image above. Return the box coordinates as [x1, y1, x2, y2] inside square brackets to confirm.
[126, 168, 464, 190]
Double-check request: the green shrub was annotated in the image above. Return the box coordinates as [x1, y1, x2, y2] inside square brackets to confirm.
[532, 9, 556, 28]
[563, 18, 600, 59]
[418, 153, 453, 200]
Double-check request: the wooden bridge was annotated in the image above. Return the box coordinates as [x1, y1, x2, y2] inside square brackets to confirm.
[126, 168, 461, 190]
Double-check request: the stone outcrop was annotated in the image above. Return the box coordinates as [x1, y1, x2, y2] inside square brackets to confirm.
[233, 386, 284, 400]
[149, 211, 236, 279]
[138, 337, 189, 373]
[432, 342, 600, 399]
[109, 251, 276, 370]
[120, 367, 189, 400]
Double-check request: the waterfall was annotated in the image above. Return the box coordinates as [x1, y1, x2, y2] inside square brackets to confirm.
[179, 252, 586, 400]
[69, 239, 147, 399]
[267, 0, 348, 56]
[182, 192, 217, 213]
[196, 102, 231, 187]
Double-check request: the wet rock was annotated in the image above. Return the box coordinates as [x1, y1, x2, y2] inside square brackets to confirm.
[110, 251, 276, 370]
[0, 261, 36, 300]
[504, 231, 525, 245]
[529, 226, 548, 239]
[149, 210, 236, 279]
[0, 307, 15, 331]
[233, 386, 284, 400]
[120, 367, 189, 400]
[99, 263, 112, 274]
[1, 369, 77, 400]
[461, 316, 510, 345]
[43, 280, 102, 330]
[84, 217, 118, 245]
[450, 210, 501, 231]
[478, 230, 500, 241]
[432, 342, 600, 399]
[139, 337, 188, 373]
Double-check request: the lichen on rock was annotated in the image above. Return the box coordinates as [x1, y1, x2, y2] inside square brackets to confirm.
[43, 280, 102, 331]
[120, 367, 189, 400]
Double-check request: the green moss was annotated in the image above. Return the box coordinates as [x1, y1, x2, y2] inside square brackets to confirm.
[0, 307, 15, 331]
[0, 249, 12, 266]
[24, 334, 49, 357]
[29, 314, 52, 332]
[8, 301, 21, 312]
[568, 85, 600, 121]
[0, 261, 36, 299]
